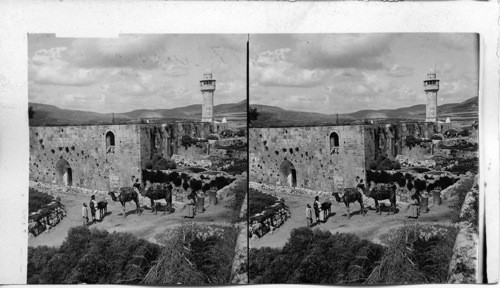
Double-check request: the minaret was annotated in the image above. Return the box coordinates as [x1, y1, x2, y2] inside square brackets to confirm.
[200, 73, 216, 123]
[423, 72, 440, 123]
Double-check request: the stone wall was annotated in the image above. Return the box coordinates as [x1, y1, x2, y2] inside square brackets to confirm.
[29, 125, 142, 191]
[249, 125, 366, 192]
[364, 122, 438, 169]
[139, 122, 213, 168]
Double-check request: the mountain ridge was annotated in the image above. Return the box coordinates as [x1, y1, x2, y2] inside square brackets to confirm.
[251, 96, 478, 127]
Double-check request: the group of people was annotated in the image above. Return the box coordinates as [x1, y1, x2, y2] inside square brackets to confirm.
[306, 196, 332, 227]
[82, 195, 107, 226]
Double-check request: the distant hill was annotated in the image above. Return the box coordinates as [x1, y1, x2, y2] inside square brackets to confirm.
[251, 97, 478, 128]
[29, 99, 247, 127]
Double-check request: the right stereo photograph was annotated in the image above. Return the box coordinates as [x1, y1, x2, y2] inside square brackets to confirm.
[248, 33, 480, 284]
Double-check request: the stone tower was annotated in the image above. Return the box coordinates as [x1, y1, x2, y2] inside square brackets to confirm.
[424, 73, 440, 123]
[200, 73, 216, 123]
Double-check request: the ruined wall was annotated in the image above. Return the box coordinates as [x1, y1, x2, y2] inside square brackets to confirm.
[249, 125, 366, 192]
[364, 122, 438, 169]
[29, 125, 142, 191]
[139, 122, 213, 167]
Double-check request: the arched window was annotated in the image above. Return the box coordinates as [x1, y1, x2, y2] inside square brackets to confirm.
[329, 132, 339, 155]
[106, 131, 115, 153]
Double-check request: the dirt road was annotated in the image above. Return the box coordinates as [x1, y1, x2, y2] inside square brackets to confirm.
[250, 191, 454, 249]
[29, 189, 237, 247]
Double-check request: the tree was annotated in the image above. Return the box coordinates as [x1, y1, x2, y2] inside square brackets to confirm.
[248, 107, 260, 127]
[29, 106, 35, 119]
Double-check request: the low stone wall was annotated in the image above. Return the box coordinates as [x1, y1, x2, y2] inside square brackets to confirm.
[171, 154, 212, 168]
[396, 154, 436, 168]
[230, 223, 248, 284]
[440, 172, 475, 202]
[447, 175, 480, 283]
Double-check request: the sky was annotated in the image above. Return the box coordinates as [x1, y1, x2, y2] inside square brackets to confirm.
[250, 33, 479, 114]
[28, 34, 247, 113]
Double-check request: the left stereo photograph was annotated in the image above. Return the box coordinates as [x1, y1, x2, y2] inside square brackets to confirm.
[27, 34, 248, 285]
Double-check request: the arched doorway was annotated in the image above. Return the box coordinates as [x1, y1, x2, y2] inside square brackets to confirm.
[280, 160, 297, 187]
[56, 158, 72, 186]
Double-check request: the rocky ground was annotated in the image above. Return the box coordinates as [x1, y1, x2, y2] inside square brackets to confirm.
[249, 183, 455, 249]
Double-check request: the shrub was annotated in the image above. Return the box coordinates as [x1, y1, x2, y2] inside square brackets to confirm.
[180, 135, 196, 149]
[224, 180, 247, 223]
[221, 159, 247, 176]
[404, 135, 431, 149]
[248, 189, 279, 216]
[145, 156, 176, 170]
[189, 178, 203, 192]
[414, 179, 427, 192]
[27, 226, 161, 284]
[249, 247, 281, 283]
[366, 224, 458, 284]
[369, 155, 400, 171]
[29, 188, 54, 214]
[448, 177, 475, 223]
[182, 180, 190, 191]
[211, 176, 234, 190]
[173, 177, 182, 187]
[143, 223, 239, 284]
[249, 228, 384, 284]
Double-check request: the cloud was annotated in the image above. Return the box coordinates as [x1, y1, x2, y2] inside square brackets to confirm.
[291, 34, 395, 70]
[29, 47, 99, 86]
[386, 64, 415, 77]
[70, 35, 167, 70]
[252, 48, 327, 88]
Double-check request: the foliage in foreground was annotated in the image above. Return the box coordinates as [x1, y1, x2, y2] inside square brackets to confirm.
[143, 223, 239, 284]
[144, 155, 177, 170]
[29, 188, 55, 213]
[224, 179, 248, 223]
[249, 228, 384, 284]
[28, 226, 161, 284]
[366, 224, 458, 284]
[248, 188, 279, 216]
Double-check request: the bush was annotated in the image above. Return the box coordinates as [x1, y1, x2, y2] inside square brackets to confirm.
[369, 155, 401, 171]
[182, 180, 190, 191]
[180, 135, 196, 149]
[144, 156, 176, 170]
[27, 226, 161, 284]
[224, 180, 247, 223]
[29, 188, 54, 214]
[249, 228, 384, 284]
[248, 189, 279, 216]
[211, 176, 234, 190]
[143, 223, 239, 284]
[366, 224, 458, 284]
[221, 159, 247, 176]
[142, 170, 181, 185]
[413, 179, 427, 192]
[189, 178, 203, 192]
[404, 135, 431, 149]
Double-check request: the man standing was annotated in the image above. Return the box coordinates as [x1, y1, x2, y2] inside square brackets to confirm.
[313, 196, 321, 224]
[82, 203, 89, 226]
[306, 204, 313, 227]
[90, 195, 98, 223]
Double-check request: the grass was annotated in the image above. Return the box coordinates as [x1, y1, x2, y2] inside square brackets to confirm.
[29, 188, 54, 214]
[144, 223, 239, 284]
[27, 226, 161, 284]
[224, 179, 247, 223]
[366, 224, 458, 284]
[248, 228, 384, 284]
[248, 188, 279, 216]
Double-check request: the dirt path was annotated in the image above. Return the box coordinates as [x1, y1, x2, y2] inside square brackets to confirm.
[29, 189, 237, 248]
[250, 191, 454, 249]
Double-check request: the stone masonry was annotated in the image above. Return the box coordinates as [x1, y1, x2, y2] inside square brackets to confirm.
[250, 122, 438, 192]
[30, 122, 213, 191]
